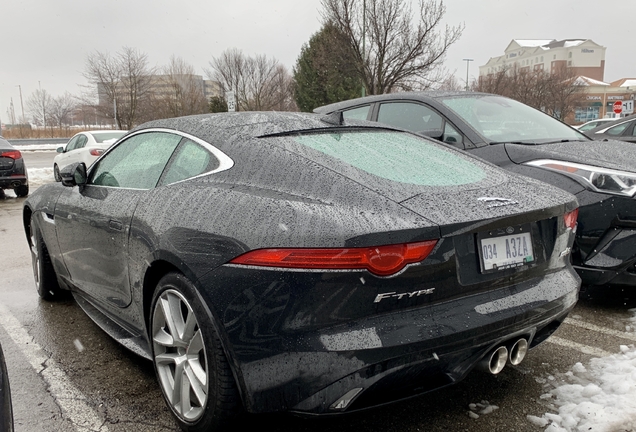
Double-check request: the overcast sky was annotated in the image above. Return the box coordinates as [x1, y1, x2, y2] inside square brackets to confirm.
[1, 0, 633, 123]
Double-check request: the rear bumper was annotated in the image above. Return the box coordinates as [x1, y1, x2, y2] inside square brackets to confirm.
[211, 266, 580, 415]
[0, 174, 28, 189]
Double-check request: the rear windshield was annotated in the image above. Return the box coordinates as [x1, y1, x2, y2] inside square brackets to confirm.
[89, 132, 126, 143]
[292, 131, 485, 186]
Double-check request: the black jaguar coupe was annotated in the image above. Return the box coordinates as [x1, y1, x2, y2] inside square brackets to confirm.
[24, 112, 579, 431]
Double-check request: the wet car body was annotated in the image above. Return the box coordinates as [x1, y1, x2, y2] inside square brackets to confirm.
[316, 92, 636, 289]
[0, 137, 28, 197]
[0, 342, 13, 432]
[23, 112, 579, 428]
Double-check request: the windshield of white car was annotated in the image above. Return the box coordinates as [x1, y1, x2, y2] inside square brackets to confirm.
[440, 95, 590, 144]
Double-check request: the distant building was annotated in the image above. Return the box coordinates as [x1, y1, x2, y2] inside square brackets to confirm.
[478, 39, 636, 124]
[97, 74, 223, 108]
[571, 77, 636, 123]
[480, 39, 606, 81]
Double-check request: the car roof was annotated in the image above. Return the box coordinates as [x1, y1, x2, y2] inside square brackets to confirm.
[0, 137, 14, 150]
[313, 91, 493, 114]
[133, 111, 397, 141]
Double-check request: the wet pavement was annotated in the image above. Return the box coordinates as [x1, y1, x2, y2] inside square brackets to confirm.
[0, 151, 634, 431]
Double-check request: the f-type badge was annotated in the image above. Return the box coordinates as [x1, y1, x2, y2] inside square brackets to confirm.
[374, 288, 435, 303]
[477, 197, 519, 209]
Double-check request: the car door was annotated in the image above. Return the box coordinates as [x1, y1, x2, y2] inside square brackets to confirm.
[56, 135, 82, 169]
[54, 131, 183, 308]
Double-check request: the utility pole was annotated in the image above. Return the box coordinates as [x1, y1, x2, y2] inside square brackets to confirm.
[361, 0, 366, 97]
[17, 85, 25, 138]
[463, 58, 474, 91]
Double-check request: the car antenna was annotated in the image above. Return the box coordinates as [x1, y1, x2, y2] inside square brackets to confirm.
[320, 111, 344, 126]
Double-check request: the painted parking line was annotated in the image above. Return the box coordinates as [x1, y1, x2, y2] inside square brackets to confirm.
[0, 302, 109, 432]
[546, 335, 612, 357]
[565, 317, 636, 342]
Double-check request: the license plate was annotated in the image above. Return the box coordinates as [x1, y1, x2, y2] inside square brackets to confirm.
[479, 229, 534, 272]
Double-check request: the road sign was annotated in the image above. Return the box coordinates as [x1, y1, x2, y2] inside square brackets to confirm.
[226, 91, 236, 112]
[613, 100, 623, 114]
[623, 100, 634, 115]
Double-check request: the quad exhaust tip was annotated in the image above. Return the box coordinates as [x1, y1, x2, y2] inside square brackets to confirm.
[479, 338, 529, 375]
[481, 346, 508, 374]
[508, 338, 528, 366]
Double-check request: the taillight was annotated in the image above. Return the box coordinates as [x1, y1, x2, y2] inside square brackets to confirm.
[229, 240, 438, 277]
[564, 208, 578, 230]
[0, 150, 22, 159]
[89, 149, 104, 156]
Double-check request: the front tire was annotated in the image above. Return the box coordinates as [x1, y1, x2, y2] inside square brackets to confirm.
[150, 273, 240, 431]
[54, 164, 61, 182]
[29, 216, 62, 300]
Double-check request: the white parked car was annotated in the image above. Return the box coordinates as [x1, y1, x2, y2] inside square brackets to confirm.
[54, 130, 127, 181]
[573, 118, 616, 132]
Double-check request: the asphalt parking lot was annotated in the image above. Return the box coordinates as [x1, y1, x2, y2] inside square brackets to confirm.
[0, 150, 635, 432]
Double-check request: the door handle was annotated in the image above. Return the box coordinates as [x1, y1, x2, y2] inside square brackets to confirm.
[109, 220, 123, 231]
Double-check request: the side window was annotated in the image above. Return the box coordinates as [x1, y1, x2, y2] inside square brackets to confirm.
[377, 102, 443, 134]
[606, 122, 630, 136]
[342, 105, 371, 121]
[76, 135, 88, 149]
[443, 123, 464, 147]
[65, 136, 80, 152]
[89, 132, 182, 189]
[158, 139, 220, 186]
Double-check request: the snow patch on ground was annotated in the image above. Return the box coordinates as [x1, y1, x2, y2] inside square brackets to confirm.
[29, 167, 55, 186]
[468, 400, 499, 419]
[531, 310, 636, 431]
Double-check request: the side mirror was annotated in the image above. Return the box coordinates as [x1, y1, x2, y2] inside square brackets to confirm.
[56, 147, 64, 153]
[418, 129, 444, 141]
[60, 163, 87, 188]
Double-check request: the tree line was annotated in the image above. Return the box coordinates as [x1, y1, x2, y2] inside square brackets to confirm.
[3, 0, 584, 136]
[3, 0, 464, 137]
[3, 0, 586, 138]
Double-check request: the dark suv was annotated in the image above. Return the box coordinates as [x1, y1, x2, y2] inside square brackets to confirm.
[0, 137, 28, 197]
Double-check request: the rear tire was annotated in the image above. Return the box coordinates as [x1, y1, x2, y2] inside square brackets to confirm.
[150, 273, 240, 431]
[14, 184, 28, 197]
[29, 216, 62, 300]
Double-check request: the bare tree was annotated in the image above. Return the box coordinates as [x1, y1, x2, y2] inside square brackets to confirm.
[321, 0, 463, 94]
[436, 73, 463, 91]
[476, 65, 586, 121]
[151, 56, 209, 119]
[26, 88, 53, 134]
[207, 49, 296, 111]
[266, 65, 298, 111]
[207, 48, 246, 108]
[83, 47, 155, 129]
[49, 92, 77, 130]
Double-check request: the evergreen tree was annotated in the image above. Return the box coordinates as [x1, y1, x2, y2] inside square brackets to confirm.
[293, 23, 362, 112]
[209, 96, 228, 113]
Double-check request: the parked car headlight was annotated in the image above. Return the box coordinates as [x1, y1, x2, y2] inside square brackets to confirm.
[526, 159, 636, 197]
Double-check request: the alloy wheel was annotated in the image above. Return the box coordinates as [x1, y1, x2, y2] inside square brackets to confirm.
[152, 289, 208, 422]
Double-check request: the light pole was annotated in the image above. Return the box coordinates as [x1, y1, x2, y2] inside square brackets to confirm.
[463, 58, 474, 91]
[361, 0, 366, 97]
[16, 85, 25, 137]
